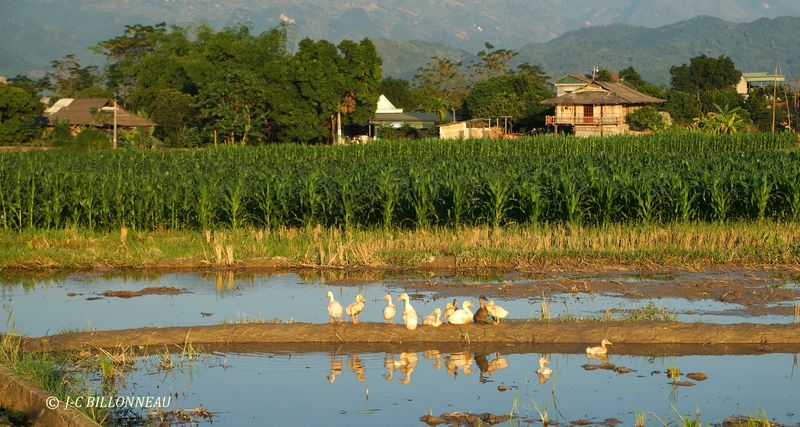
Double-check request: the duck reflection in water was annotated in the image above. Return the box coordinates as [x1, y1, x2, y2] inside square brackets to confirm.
[536, 356, 552, 384]
[445, 351, 474, 376]
[475, 352, 510, 382]
[348, 352, 366, 382]
[383, 353, 397, 380]
[423, 350, 442, 369]
[327, 354, 344, 383]
[392, 352, 419, 384]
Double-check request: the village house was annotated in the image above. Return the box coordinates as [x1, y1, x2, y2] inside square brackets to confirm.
[367, 95, 436, 139]
[736, 72, 785, 96]
[541, 79, 665, 137]
[44, 98, 155, 133]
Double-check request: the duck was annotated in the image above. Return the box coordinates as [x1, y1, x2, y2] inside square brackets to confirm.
[397, 293, 418, 330]
[423, 308, 443, 327]
[586, 339, 613, 356]
[486, 299, 509, 323]
[447, 301, 474, 325]
[326, 291, 343, 323]
[536, 357, 552, 376]
[444, 298, 458, 320]
[473, 295, 492, 324]
[382, 293, 396, 323]
[345, 294, 366, 324]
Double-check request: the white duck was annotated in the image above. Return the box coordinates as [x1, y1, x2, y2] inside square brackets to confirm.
[382, 293, 397, 323]
[447, 300, 474, 325]
[586, 339, 613, 356]
[536, 357, 552, 376]
[397, 293, 418, 330]
[486, 300, 509, 323]
[326, 291, 343, 323]
[423, 308, 443, 327]
[345, 294, 366, 324]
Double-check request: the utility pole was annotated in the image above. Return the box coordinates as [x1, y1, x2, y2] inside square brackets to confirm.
[336, 111, 342, 145]
[112, 98, 118, 149]
[772, 67, 778, 135]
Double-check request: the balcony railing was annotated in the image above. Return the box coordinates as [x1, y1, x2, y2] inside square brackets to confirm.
[545, 116, 622, 126]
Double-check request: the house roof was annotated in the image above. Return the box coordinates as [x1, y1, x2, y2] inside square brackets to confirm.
[554, 73, 593, 85]
[541, 81, 665, 106]
[376, 94, 403, 114]
[46, 98, 156, 127]
[741, 72, 785, 83]
[370, 112, 437, 124]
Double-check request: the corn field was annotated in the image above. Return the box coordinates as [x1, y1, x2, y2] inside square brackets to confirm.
[0, 133, 798, 231]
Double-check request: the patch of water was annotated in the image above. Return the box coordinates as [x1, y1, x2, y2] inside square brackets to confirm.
[1, 272, 797, 336]
[104, 350, 800, 426]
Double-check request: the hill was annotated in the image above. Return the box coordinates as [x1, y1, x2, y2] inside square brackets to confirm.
[2, 0, 800, 78]
[515, 16, 800, 84]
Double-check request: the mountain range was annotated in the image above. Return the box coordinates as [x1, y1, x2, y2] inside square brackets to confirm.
[1, 1, 799, 84]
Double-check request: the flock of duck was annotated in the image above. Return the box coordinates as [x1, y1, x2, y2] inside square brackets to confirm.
[326, 291, 509, 329]
[324, 291, 614, 382]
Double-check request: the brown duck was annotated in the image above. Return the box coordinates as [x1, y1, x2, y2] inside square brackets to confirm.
[473, 295, 492, 324]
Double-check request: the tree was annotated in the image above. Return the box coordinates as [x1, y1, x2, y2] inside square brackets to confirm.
[337, 38, 383, 127]
[47, 54, 108, 97]
[618, 66, 643, 87]
[670, 55, 741, 92]
[0, 85, 44, 144]
[618, 66, 667, 99]
[465, 65, 552, 130]
[594, 68, 614, 82]
[468, 42, 518, 82]
[627, 106, 667, 132]
[692, 103, 746, 134]
[378, 77, 415, 109]
[414, 57, 468, 120]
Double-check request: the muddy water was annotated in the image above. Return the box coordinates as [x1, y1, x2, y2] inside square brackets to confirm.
[109, 349, 800, 426]
[1, 271, 798, 336]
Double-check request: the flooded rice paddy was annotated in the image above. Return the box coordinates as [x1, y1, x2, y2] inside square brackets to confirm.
[113, 349, 800, 426]
[1, 270, 799, 336]
[1, 269, 799, 425]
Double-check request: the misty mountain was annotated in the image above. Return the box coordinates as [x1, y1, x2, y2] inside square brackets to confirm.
[2, 0, 800, 78]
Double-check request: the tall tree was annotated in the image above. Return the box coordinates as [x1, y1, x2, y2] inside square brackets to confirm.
[465, 64, 552, 130]
[468, 42, 518, 82]
[0, 85, 44, 144]
[47, 54, 108, 97]
[670, 55, 741, 92]
[414, 57, 468, 120]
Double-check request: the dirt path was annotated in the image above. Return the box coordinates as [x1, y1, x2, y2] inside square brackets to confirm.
[24, 321, 800, 355]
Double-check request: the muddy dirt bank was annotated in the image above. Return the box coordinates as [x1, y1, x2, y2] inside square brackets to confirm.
[24, 321, 800, 354]
[0, 364, 99, 427]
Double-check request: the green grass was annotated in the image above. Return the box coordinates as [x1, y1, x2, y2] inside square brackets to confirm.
[0, 333, 110, 424]
[0, 220, 798, 271]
